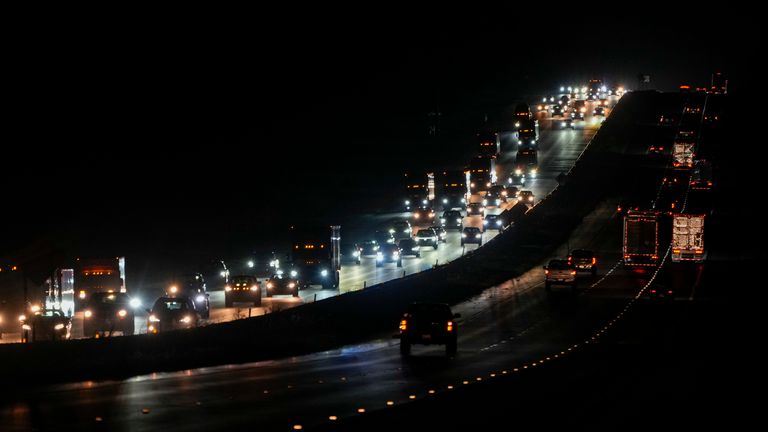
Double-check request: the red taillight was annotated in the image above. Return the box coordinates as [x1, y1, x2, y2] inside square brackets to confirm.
[570, 271, 576, 276]
[447, 321, 454, 332]
[650, 289, 657, 293]
[592, 257, 597, 265]
[617, 206, 622, 212]
[667, 290, 673, 294]
[544, 269, 549, 275]
[399, 320, 407, 331]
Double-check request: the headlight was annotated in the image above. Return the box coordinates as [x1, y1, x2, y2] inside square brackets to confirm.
[475, 234, 482, 239]
[462, 233, 467, 238]
[267, 282, 274, 288]
[405, 200, 410, 205]
[169, 286, 178, 294]
[461, 198, 466, 203]
[225, 285, 232, 291]
[22, 324, 32, 330]
[321, 269, 329, 277]
[483, 220, 488, 225]
[129, 298, 141, 309]
[149, 315, 160, 322]
[84, 310, 93, 318]
[18, 314, 26, 322]
[528, 196, 534, 202]
[288, 282, 296, 288]
[531, 169, 537, 175]
[393, 252, 399, 258]
[79, 291, 86, 299]
[118, 309, 127, 318]
[388, 228, 395, 234]
[440, 218, 446, 223]
[353, 250, 360, 257]
[456, 218, 462, 223]
[250, 285, 259, 291]
[442, 198, 448, 204]
[180, 316, 191, 324]
[290, 270, 298, 277]
[482, 199, 487, 205]
[196, 295, 205, 303]
[376, 252, 383, 260]
[470, 182, 475, 188]
[414, 213, 420, 219]
[496, 220, 502, 226]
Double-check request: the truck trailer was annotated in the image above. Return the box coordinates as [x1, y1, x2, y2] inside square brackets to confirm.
[623, 210, 660, 267]
[671, 214, 705, 262]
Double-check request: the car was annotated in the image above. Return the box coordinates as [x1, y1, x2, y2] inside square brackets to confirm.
[483, 214, 505, 232]
[570, 110, 585, 120]
[567, 249, 598, 277]
[412, 206, 436, 223]
[20, 308, 72, 343]
[593, 106, 605, 116]
[505, 186, 520, 198]
[415, 228, 439, 249]
[398, 302, 460, 357]
[376, 243, 402, 268]
[147, 297, 199, 334]
[265, 271, 300, 297]
[562, 118, 575, 129]
[467, 202, 485, 217]
[166, 273, 210, 319]
[544, 259, 577, 291]
[647, 143, 666, 154]
[441, 210, 463, 230]
[225, 275, 262, 307]
[429, 225, 448, 243]
[550, 104, 564, 116]
[83, 292, 135, 337]
[390, 220, 413, 241]
[648, 284, 675, 301]
[484, 185, 506, 206]
[353, 240, 380, 264]
[374, 230, 396, 245]
[398, 238, 421, 258]
[518, 190, 535, 205]
[461, 227, 482, 246]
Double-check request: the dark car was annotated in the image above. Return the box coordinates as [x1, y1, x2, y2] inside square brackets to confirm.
[430, 225, 448, 243]
[648, 284, 675, 301]
[551, 104, 564, 116]
[415, 228, 439, 249]
[398, 302, 460, 357]
[567, 249, 598, 277]
[353, 240, 380, 264]
[225, 275, 262, 307]
[507, 173, 526, 187]
[399, 238, 421, 258]
[21, 309, 72, 343]
[147, 297, 199, 334]
[483, 214, 505, 232]
[390, 220, 413, 241]
[593, 106, 605, 116]
[518, 190, 535, 206]
[441, 210, 463, 230]
[562, 118, 575, 129]
[376, 243, 402, 267]
[412, 207, 436, 223]
[467, 202, 485, 217]
[83, 292, 135, 337]
[483, 186, 504, 207]
[166, 273, 210, 319]
[461, 227, 482, 246]
[265, 272, 299, 297]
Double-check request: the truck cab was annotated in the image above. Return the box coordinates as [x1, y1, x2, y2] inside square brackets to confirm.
[290, 226, 341, 290]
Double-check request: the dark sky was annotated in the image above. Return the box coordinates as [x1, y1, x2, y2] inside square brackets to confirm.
[2, 9, 758, 258]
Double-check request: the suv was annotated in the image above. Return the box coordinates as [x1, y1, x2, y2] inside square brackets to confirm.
[225, 275, 262, 307]
[441, 210, 463, 230]
[398, 238, 421, 258]
[398, 302, 461, 357]
[412, 207, 436, 223]
[461, 227, 482, 246]
[376, 243, 402, 268]
[83, 292, 135, 337]
[483, 214, 505, 232]
[544, 259, 577, 291]
[265, 272, 299, 297]
[374, 230, 396, 245]
[391, 220, 413, 241]
[567, 249, 598, 277]
[415, 228, 439, 249]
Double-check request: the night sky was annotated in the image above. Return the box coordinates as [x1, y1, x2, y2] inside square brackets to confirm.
[2, 9, 757, 264]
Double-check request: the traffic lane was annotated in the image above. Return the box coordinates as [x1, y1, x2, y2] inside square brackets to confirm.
[0, 201, 626, 431]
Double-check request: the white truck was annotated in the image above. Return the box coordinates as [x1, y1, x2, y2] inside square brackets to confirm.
[671, 214, 705, 262]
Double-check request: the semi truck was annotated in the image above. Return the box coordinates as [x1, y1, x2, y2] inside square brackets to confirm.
[672, 140, 695, 168]
[289, 225, 340, 290]
[438, 170, 468, 210]
[623, 210, 660, 267]
[671, 214, 705, 262]
[468, 156, 496, 192]
[74, 257, 126, 309]
[477, 131, 500, 157]
[403, 172, 430, 212]
[517, 118, 538, 146]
